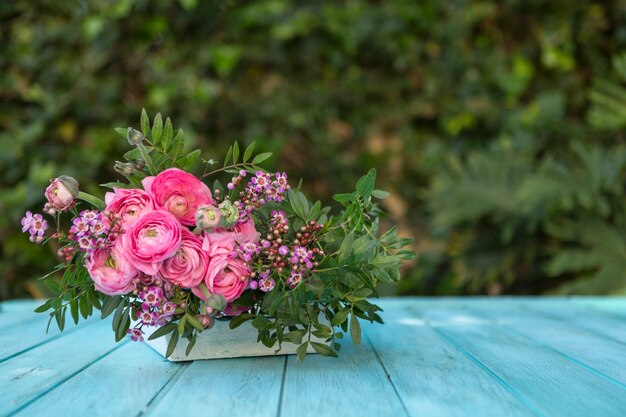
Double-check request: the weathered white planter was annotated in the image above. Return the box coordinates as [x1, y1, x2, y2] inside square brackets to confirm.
[140, 319, 319, 361]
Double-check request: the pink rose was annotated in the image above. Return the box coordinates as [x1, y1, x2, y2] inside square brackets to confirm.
[160, 228, 209, 288]
[86, 245, 138, 295]
[44, 176, 79, 213]
[192, 235, 249, 303]
[104, 188, 155, 229]
[143, 168, 213, 226]
[206, 219, 260, 246]
[118, 210, 183, 275]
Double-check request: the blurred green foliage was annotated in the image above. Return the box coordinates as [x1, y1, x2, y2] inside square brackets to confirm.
[1, 0, 626, 299]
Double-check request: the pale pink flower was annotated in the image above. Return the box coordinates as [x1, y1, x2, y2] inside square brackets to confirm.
[160, 228, 209, 288]
[104, 188, 155, 229]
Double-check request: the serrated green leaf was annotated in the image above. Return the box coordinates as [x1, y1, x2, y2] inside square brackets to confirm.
[114, 127, 128, 138]
[140, 108, 150, 136]
[176, 149, 201, 170]
[252, 152, 272, 165]
[152, 113, 163, 144]
[162, 117, 173, 151]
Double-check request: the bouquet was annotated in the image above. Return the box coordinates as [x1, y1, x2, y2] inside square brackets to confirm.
[22, 110, 414, 360]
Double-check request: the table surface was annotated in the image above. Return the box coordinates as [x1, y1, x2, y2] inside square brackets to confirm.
[1, 297, 626, 417]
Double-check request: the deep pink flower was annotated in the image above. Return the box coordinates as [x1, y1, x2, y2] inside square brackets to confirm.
[104, 188, 155, 229]
[117, 210, 183, 275]
[205, 219, 260, 246]
[192, 234, 249, 303]
[160, 228, 209, 288]
[143, 168, 212, 226]
[86, 245, 138, 295]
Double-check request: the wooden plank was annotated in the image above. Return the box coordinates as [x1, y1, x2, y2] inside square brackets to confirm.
[363, 304, 536, 417]
[279, 337, 408, 417]
[416, 306, 626, 417]
[465, 303, 626, 387]
[0, 320, 124, 416]
[12, 343, 183, 417]
[0, 314, 96, 363]
[144, 356, 286, 417]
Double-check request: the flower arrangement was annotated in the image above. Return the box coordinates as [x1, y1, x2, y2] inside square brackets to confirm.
[23, 110, 414, 360]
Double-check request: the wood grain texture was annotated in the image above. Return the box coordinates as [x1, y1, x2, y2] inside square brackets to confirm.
[416, 306, 626, 417]
[279, 337, 407, 417]
[144, 356, 285, 417]
[363, 304, 536, 417]
[12, 343, 182, 417]
[1, 297, 626, 417]
[0, 320, 122, 416]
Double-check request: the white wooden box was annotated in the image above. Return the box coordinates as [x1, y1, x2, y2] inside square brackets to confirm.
[140, 319, 319, 361]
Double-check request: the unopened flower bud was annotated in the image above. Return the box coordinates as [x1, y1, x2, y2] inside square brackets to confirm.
[217, 200, 239, 228]
[114, 161, 135, 176]
[126, 127, 144, 145]
[44, 176, 79, 212]
[196, 205, 221, 231]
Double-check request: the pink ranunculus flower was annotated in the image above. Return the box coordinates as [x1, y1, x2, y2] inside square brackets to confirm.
[143, 168, 213, 226]
[205, 219, 260, 246]
[160, 228, 209, 288]
[44, 176, 79, 213]
[86, 245, 138, 295]
[118, 210, 183, 275]
[104, 188, 155, 229]
[192, 234, 249, 303]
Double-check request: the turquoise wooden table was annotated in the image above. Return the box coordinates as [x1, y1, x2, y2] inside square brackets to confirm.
[1, 297, 625, 417]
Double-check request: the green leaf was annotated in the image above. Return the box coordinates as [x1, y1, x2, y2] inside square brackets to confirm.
[152, 113, 163, 144]
[115, 308, 130, 342]
[140, 108, 150, 136]
[101, 295, 122, 319]
[100, 181, 132, 189]
[177, 314, 187, 335]
[185, 312, 204, 332]
[148, 323, 177, 341]
[224, 146, 233, 167]
[310, 342, 338, 357]
[229, 313, 255, 329]
[171, 129, 185, 160]
[55, 307, 66, 331]
[70, 299, 79, 324]
[123, 146, 154, 161]
[371, 189, 390, 199]
[334, 192, 355, 204]
[176, 149, 202, 170]
[34, 299, 52, 313]
[296, 342, 309, 361]
[252, 152, 272, 165]
[185, 334, 197, 356]
[166, 330, 180, 358]
[356, 168, 376, 198]
[232, 141, 240, 164]
[114, 127, 128, 138]
[349, 314, 361, 345]
[162, 117, 173, 151]
[331, 309, 350, 327]
[243, 141, 256, 162]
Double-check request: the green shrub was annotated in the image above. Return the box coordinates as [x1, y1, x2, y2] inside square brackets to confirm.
[1, 0, 625, 298]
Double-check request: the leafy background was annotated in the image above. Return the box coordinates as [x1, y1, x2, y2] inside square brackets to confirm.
[1, 0, 626, 300]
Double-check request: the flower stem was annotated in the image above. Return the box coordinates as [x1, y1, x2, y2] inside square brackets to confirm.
[136, 142, 157, 175]
[77, 192, 105, 210]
